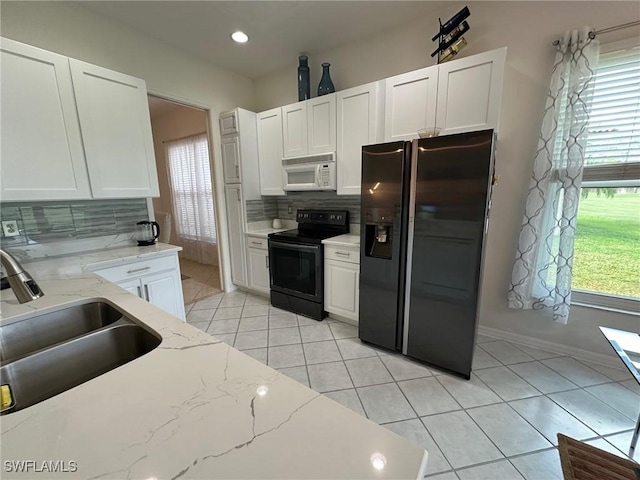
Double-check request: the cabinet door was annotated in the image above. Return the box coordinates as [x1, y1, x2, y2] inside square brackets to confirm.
[337, 83, 380, 195]
[143, 270, 185, 320]
[307, 94, 336, 155]
[282, 102, 307, 157]
[69, 59, 159, 198]
[256, 108, 285, 196]
[384, 66, 438, 141]
[436, 48, 506, 135]
[221, 136, 241, 184]
[117, 278, 143, 297]
[224, 185, 247, 286]
[0, 38, 91, 200]
[219, 110, 238, 135]
[247, 247, 270, 293]
[325, 259, 359, 321]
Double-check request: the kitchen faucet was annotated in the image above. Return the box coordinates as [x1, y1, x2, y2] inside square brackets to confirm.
[0, 249, 44, 303]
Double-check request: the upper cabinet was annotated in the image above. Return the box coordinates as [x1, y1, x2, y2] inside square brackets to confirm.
[384, 66, 438, 142]
[282, 94, 336, 157]
[221, 136, 241, 184]
[219, 107, 260, 199]
[0, 38, 92, 201]
[282, 102, 308, 158]
[436, 48, 507, 136]
[0, 38, 159, 201]
[69, 59, 159, 198]
[307, 95, 337, 155]
[256, 108, 285, 196]
[219, 110, 239, 135]
[336, 82, 383, 195]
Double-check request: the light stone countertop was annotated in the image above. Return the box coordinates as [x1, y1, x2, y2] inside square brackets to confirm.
[0, 245, 427, 479]
[245, 227, 291, 238]
[322, 234, 361, 248]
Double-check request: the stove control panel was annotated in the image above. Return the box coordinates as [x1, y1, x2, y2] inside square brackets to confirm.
[296, 210, 349, 226]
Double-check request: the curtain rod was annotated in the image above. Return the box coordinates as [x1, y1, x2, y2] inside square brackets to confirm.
[552, 20, 640, 46]
[161, 131, 208, 144]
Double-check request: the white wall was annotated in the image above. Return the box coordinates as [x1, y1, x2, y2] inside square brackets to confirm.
[1, 1, 255, 292]
[254, 1, 640, 358]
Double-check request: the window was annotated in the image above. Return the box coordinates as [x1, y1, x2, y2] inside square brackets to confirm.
[573, 40, 640, 308]
[166, 133, 216, 243]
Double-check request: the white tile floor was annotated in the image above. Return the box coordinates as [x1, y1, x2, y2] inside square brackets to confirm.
[185, 291, 640, 479]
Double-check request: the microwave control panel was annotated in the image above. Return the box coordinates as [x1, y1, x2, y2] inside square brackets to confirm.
[319, 165, 331, 186]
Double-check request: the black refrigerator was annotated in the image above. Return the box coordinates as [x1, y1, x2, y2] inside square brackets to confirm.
[359, 130, 495, 379]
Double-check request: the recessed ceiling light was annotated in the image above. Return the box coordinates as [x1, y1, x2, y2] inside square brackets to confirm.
[231, 31, 249, 44]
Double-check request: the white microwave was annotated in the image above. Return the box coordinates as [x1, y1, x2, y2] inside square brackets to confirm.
[281, 153, 336, 191]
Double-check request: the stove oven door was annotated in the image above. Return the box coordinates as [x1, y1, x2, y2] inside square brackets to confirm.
[268, 240, 322, 303]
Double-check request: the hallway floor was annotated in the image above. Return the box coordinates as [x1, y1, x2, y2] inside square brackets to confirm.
[184, 290, 640, 480]
[179, 258, 222, 304]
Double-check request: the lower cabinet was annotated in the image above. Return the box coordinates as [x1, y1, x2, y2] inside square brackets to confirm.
[90, 252, 186, 320]
[324, 245, 360, 322]
[246, 235, 270, 295]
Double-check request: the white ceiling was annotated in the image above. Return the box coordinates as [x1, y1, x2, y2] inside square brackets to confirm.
[79, 1, 446, 79]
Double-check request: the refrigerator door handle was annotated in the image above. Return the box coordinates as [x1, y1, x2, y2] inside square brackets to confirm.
[402, 140, 420, 355]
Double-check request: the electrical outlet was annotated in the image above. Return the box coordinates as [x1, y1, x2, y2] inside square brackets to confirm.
[2, 220, 20, 237]
[288, 205, 292, 214]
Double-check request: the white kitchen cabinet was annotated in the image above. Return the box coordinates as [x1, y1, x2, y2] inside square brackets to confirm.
[307, 94, 337, 155]
[219, 108, 261, 200]
[219, 110, 239, 135]
[246, 235, 270, 294]
[221, 136, 241, 184]
[336, 82, 382, 195]
[282, 102, 308, 158]
[256, 108, 285, 196]
[282, 95, 336, 158]
[324, 244, 360, 322]
[436, 48, 507, 135]
[224, 184, 247, 286]
[69, 58, 159, 198]
[90, 252, 185, 320]
[384, 66, 438, 142]
[0, 38, 92, 201]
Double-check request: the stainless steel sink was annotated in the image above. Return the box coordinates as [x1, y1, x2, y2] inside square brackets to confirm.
[0, 302, 160, 414]
[0, 302, 124, 363]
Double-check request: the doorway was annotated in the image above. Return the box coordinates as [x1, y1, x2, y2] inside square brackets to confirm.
[148, 95, 222, 305]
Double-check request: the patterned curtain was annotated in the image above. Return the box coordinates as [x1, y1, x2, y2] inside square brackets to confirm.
[508, 27, 599, 324]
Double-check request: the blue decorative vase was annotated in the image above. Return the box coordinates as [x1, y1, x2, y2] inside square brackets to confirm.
[317, 62, 335, 96]
[297, 55, 310, 101]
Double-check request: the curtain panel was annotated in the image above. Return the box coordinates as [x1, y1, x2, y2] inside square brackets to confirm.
[166, 133, 217, 265]
[508, 27, 599, 324]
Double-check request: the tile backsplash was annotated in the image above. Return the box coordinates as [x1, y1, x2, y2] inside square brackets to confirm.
[0, 199, 148, 247]
[275, 192, 361, 224]
[245, 198, 278, 223]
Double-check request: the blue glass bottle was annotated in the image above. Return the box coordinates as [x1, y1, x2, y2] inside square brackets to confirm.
[297, 55, 310, 101]
[317, 62, 335, 96]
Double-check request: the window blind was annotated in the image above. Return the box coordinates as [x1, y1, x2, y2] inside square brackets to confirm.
[583, 45, 640, 185]
[166, 133, 216, 243]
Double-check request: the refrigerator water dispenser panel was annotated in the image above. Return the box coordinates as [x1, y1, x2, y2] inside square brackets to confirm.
[364, 207, 394, 259]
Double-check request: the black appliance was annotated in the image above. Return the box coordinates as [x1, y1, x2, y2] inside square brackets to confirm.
[269, 209, 349, 320]
[359, 130, 495, 379]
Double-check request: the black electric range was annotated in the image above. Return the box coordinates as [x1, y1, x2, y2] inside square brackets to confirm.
[268, 210, 349, 320]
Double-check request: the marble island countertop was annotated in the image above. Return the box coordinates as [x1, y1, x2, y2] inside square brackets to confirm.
[0, 246, 427, 479]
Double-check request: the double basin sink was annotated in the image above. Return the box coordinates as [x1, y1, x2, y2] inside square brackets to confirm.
[1, 302, 160, 414]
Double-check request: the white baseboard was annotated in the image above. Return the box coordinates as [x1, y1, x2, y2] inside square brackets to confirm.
[477, 325, 625, 370]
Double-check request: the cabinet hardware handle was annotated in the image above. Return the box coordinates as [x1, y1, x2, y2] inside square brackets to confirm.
[266, 256, 269, 269]
[235, 165, 239, 178]
[335, 251, 350, 256]
[137, 286, 142, 297]
[144, 284, 150, 300]
[127, 266, 151, 274]
[236, 189, 241, 202]
[251, 241, 262, 246]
